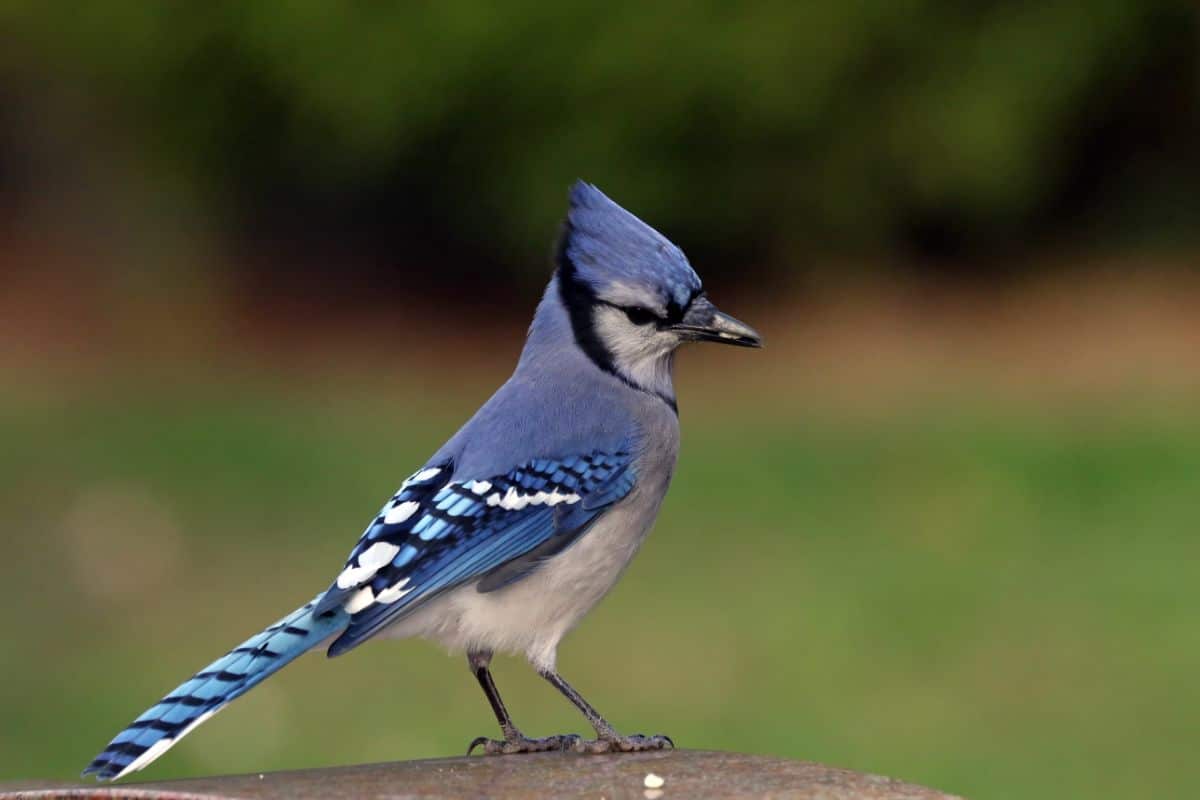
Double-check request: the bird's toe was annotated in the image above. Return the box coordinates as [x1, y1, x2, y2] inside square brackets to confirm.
[468, 733, 580, 755]
[571, 732, 675, 753]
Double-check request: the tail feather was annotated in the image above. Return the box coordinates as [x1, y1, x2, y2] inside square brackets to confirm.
[83, 596, 348, 781]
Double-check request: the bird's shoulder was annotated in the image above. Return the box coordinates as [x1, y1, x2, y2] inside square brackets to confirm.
[434, 366, 670, 478]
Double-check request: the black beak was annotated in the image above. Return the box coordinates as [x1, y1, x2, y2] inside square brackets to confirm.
[670, 295, 762, 348]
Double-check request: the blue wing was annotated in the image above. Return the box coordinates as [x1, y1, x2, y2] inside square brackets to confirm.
[314, 449, 637, 656]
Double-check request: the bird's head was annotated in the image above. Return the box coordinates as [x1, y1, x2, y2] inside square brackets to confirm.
[552, 181, 761, 401]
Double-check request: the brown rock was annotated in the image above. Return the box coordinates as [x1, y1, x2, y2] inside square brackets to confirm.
[0, 750, 964, 799]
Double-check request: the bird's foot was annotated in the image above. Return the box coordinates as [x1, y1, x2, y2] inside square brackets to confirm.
[467, 732, 581, 755]
[571, 733, 675, 753]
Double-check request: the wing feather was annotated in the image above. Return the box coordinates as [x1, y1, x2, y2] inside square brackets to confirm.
[315, 450, 636, 656]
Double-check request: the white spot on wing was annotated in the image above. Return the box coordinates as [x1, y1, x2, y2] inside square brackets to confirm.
[499, 487, 527, 510]
[375, 577, 413, 604]
[411, 467, 441, 483]
[335, 565, 369, 589]
[549, 490, 581, 506]
[384, 500, 420, 525]
[485, 487, 580, 510]
[471, 480, 492, 495]
[336, 542, 400, 589]
[343, 586, 375, 614]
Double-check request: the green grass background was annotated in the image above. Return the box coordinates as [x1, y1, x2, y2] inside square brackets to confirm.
[1, 366, 1196, 799]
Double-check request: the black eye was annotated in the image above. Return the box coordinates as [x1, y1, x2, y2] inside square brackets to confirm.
[622, 306, 661, 326]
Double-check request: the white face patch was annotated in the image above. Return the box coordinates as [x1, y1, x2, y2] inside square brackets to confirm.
[343, 586, 376, 614]
[485, 487, 581, 510]
[375, 577, 413, 604]
[384, 500, 420, 525]
[602, 280, 669, 314]
[336, 542, 400, 589]
[592, 304, 678, 401]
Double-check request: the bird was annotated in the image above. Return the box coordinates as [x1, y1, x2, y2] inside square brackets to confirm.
[82, 180, 762, 781]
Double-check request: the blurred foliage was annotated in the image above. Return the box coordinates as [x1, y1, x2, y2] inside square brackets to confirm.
[0, 374, 1197, 799]
[2, 1, 1197, 274]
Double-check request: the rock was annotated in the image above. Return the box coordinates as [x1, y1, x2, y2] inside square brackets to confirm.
[0, 750, 963, 799]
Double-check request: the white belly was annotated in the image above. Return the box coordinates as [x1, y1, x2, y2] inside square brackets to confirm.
[381, 487, 663, 671]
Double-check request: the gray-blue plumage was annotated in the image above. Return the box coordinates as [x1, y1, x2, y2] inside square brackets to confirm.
[83, 181, 761, 780]
[560, 182, 701, 314]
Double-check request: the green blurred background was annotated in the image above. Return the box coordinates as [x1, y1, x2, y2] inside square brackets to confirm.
[1, 4, 1198, 799]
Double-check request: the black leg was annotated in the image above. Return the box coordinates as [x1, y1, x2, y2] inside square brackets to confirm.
[539, 668, 674, 753]
[465, 651, 579, 755]
[470, 651, 520, 740]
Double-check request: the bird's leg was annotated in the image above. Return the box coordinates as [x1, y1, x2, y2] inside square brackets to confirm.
[539, 668, 674, 753]
[466, 651, 579, 755]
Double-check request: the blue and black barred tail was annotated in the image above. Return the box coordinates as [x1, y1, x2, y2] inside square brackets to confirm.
[82, 597, 348, 781]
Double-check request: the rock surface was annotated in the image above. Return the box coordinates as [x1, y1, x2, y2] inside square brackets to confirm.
[0, 750, 964, 799]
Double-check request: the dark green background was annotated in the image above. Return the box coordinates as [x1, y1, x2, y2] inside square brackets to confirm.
[3, 1, 1197, 275]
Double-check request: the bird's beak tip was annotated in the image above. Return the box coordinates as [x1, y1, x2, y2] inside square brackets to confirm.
[675, 297, 762, 348]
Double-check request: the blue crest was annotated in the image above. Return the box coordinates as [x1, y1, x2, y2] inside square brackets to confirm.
[560, 181, 702, 312]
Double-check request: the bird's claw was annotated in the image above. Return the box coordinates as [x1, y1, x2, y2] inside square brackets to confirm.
[571, 733, 675, 753]
[467, 733, 581, 755]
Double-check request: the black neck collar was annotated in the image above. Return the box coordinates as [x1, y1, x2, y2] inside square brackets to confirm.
[554, 225, 678, 414]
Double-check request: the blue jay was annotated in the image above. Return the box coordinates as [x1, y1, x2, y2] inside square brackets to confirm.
[83, 181, 761, 781]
